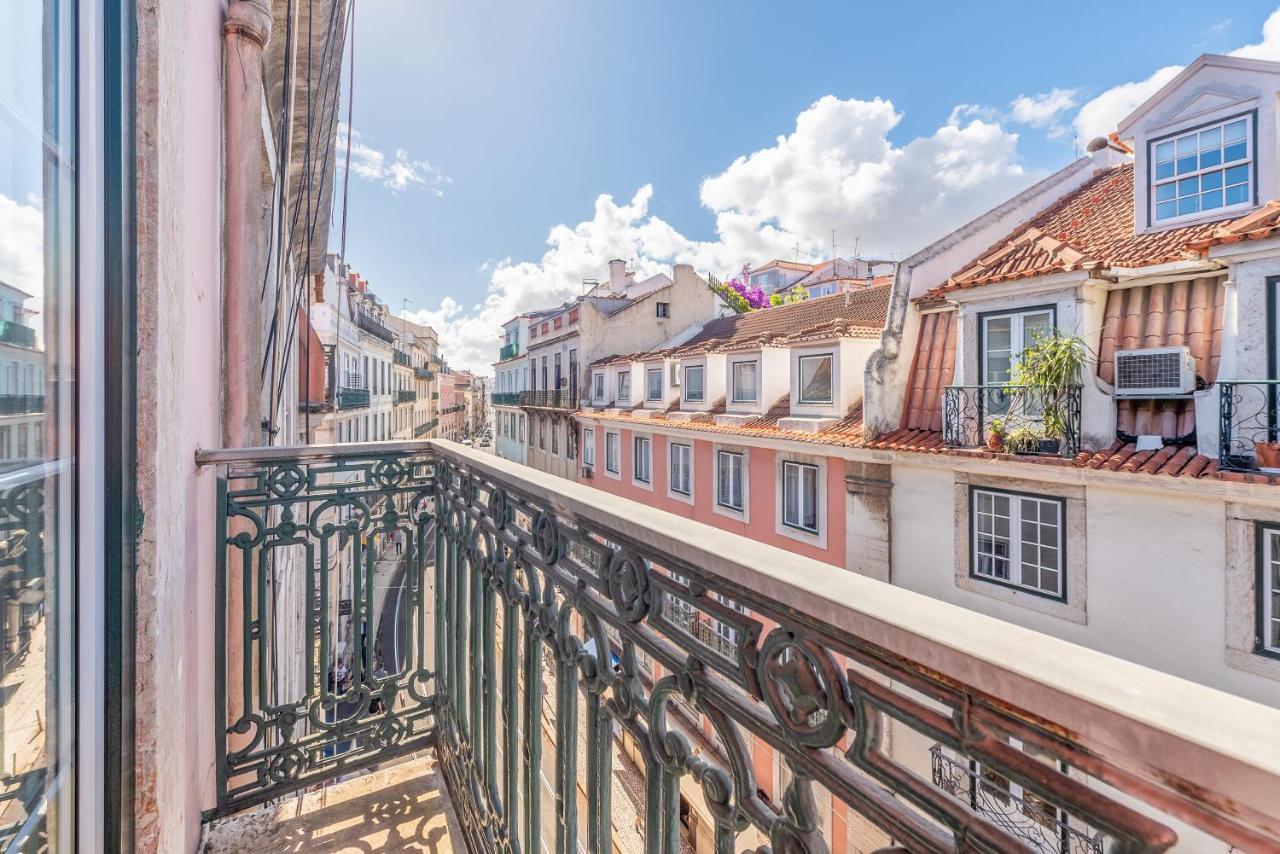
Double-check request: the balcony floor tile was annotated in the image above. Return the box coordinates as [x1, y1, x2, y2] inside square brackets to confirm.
[200, 754, 461, 853]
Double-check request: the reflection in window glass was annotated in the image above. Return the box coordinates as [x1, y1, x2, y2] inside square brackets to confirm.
[798, 354, 833, 404]
[2, 0, 76, 847]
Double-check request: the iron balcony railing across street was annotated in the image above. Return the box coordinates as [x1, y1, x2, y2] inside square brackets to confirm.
[336, 387, 370, 410]
[0, 320, 37, 349]
[943, 384, 1082, 457]
[519, 388, 577, 409]
[1218, 379, 1280, 471]
[415, 366, 434, 380]
[396, 389, 417, 404]
[491, 392, 521, 406]
[193, 439, 1280, 851]
[498, 342, 519, 361]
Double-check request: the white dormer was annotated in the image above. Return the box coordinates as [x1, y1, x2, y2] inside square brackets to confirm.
[638, 358, 678, 412]
[716, 346, 790, 425]
[1118, 54, 1280, 233]
[673, 353, 725, 416]
[590, 367, 611, 407]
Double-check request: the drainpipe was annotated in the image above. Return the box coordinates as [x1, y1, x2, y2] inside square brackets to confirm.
[224, 0, 272, 450]
[222, 0, 272, 763]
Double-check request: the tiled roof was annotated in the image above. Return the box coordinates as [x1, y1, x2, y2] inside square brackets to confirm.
[923, 164, 1280, 299]
[752, 259, 816, 273]
[900, 311, 956, 433]
[590, 287, 890, 368]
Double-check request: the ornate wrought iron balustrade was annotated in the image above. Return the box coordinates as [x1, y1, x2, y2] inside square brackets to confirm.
[1218, 380, 1280, 471]
[198, 440, 1280, 851]
[198, 442, 441, 817]
[337, 387, 370, 410]
[519, 389, 576, 409]
[396, 389, 418, 404]
[492, 392, 521, 407]
[929, 745, 1103, 854]
[942, 384, 1082, 456]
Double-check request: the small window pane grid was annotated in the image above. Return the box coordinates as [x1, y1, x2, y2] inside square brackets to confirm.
[646, 368, 663, 401]
[1114, 350, 1183, 390]
[684, 365, 705, 402]
[670, 443, 692, 495]
[606, 433, 620, 473]
[782, 461, 819, 533]
[656, 301, 670, 318]
[582, 429, 595, 467]
[717, 450, 744, 510]
[617, 372, 630, 402]
[732, 361, 759, 403]
[1152, 115, 1251, 223]
[972, 488, 1064, 599]
[1261, 528, 1280, 656]
[634, 436, 651, 483]
[798, 354, 834, 404]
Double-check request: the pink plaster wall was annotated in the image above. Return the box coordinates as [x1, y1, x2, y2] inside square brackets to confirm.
[581, 423, 846, 569]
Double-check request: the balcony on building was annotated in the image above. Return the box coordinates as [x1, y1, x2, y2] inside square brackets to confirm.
[498, 341, 519, 361]
[492, 391, 521, 406]
[519, 387, 576, 410]
[394, 349, 412, 367]
[396, 389, 417, 404]
[415, 364, 434, 380]
[194, 439, 1280, 854]
[942, 384, 1083, 457]
[0, 319, 38, 349]
[356, 307, 396, 343]
[336, 373, 371, 410]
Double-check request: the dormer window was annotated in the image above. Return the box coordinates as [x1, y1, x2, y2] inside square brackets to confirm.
[592, 372, 605, 401]
[731, 360, 758, 404]
[683, 365, 704, 402]
[797, 354, 834, 405]
[646, 367, 663, 401]
[617, 371, 631, 402]
[1151, 114, 1252, 225]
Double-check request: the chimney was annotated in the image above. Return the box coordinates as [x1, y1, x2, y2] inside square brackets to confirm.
[608, 259, 626, 294]
[1086, 135, 1130, 173]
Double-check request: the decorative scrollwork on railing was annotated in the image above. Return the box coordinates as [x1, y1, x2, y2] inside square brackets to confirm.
[1218, 380, 1280, 471]
[430, 448, 1182, 854]
[930, 745, 1104, 854]
[207, 446, 439, 816]
[943, 384, 1081, 457]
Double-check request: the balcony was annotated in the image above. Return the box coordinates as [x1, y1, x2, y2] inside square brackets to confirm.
[943, 384, 1082, 456]
[394, 350, 412, 367]
[356, 308, 396, 343]
[415, 366, 434, 380]
[0, 320, 37, 349]
[519, 388, 577, 410]
[194, 440, 1280, 854]
[337, 387, 370, 410]
[498, 342, 519, 361]
[1218, 380, 1280, 471]
[491, 391, 521, 406]
[396, 389, 417, 404]
[414, 418, 437, 437]
[0, 394, 44, 415]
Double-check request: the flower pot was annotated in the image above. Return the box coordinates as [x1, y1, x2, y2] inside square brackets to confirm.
[986, 432, 1003, 451]
[1254, 440, 1280, 469]
[1038, 438, 1061, 455]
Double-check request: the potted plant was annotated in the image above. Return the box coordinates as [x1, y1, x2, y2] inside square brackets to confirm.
[986, 417, 1006, 451]
[1040, 407, 1067, 455]
[1006, 426, 1043, 455]
[1255, 440, 1280, 469]
[1010, 331, 1090, 455]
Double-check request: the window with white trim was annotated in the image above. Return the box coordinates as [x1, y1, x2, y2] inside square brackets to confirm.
[538, 416, 545, 450]
[617, 371, 631, 403]
[797, 353, 833, 404]
[551, 420, 559, 455]
[972, 488, 1064, 598]
[717, 450, 744, 511]
[782, 461, 818, 533]
[646, 368, 663, 401]
[605, 432, 620, 473]
[683, 365, 704, 402]
[731, 360, 758, 403]
[633, 436, 651, 483]
[1260, 526, 1280, 656]
[670, 442, 692, 495]
[1152, 114, 1252, 224]
[582, 428, 595, 467]
[592, 372, 604, 401]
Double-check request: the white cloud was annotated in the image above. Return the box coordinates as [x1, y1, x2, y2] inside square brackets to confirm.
[1009, 89, 1079, 138]
[408, 95, 1039, 374]
[336, 122, 452, 195]
[1074, 8, 1280, 142]
[1208, 18, 1233, 37]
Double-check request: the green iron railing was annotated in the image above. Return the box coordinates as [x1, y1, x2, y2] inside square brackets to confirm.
[498, 342, 519, 361]
[491, 392, 520, 406]
[336, 387, 370, 410]
[0, 321, 37, 349]
[394, 350, 412, 367]
[415, 366, 434, 380]
[396, 389, 417, 404]
[196, 442, 1280, 850]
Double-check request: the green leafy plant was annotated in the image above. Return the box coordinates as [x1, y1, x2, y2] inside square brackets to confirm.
[1005, 425, 1043, 454]
[1010, 330, 1090, 442]
[769, 286, 809, 307]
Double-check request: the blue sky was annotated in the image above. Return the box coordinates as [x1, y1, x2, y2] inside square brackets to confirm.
[331, 1, 1280, 372]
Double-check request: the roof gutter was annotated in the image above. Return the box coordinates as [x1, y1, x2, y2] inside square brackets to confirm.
[1108, 258, 1227, 286]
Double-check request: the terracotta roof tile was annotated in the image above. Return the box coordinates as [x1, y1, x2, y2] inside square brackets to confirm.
[922, 164, 1280, 298]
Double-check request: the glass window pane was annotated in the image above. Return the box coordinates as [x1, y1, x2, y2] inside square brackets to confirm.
[1201, 190, 1224, 210]
[1176, 154, 1198, 175]
[1224, 141, 1248, 163]
[1178, 196, 1199, 216]
[1155, 182, 1176, 202]
[1154, 140, 1174, 162]
[1199, 127, 1222, 149]
[1224, 119, 1246, 142]
[1225, 183, 1249, 206]
[0, 0, 74, 842]
[1225, 163, 1250, 186]
[1176, 135, 1198, 157]
[1200, 148, 1222, 169]
[1177, 176, 1199, 197]
[1155, 160, 1175, 180]
[1201, 170, 1223, 191]
[799, 355, 833, 404]
[1156, 201, 1177, 220]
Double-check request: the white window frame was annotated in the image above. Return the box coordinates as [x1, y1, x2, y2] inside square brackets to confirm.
[582, 428, 595, 468]
[980, 307, 1055, 387]
[1260, 525, 1280, 658]
[781, 461, 819, 534]
[646, 367, 663, 402]
[683, 364, 705, 403]
[1150, 112, 1254, 227]
[617, 370, 631, 403]
[668, 441, 693, 501]
[715, 449, 746, 515]
[605, 431, 621, 477]
[796, 353, 834, 405]
[632, 434, 652, 488]
[970, 487, 1065, 600]
[730, 359, 759, 404]
[592, 371, 605, 403]
[656, 301, 670, 318]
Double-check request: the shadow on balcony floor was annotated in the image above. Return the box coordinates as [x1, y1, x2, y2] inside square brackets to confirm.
[200, 754, 462, 853]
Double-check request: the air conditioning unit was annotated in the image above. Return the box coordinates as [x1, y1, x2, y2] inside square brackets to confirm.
[669, 362, 680, 387]
[582, 465, 593, 479]
[1114, 346, 1197, 397]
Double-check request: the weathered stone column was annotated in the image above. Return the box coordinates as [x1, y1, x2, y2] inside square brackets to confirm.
[844, 461, 893, 582]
